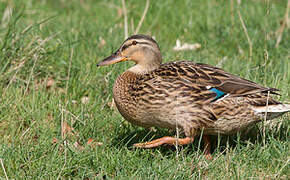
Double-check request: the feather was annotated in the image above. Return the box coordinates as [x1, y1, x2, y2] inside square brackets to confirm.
[208, 87, 227, 102]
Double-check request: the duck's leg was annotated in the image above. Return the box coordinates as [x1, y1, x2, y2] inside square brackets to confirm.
[134, 136, 194, 148]
[203, 135, 212, 160]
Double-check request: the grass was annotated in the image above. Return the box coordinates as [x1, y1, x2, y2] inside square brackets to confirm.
[0, 0, 289, 179]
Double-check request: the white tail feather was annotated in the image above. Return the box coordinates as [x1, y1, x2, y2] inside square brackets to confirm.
[254, 104, 290, 113]
[253, 104, 290, 120]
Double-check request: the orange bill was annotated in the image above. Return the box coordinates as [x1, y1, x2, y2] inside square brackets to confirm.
[97, 52, 128, 66]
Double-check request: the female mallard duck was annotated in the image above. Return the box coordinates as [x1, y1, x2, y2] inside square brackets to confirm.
[98, 34, 290, 157]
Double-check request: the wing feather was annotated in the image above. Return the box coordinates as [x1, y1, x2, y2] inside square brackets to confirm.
[154, 61, 279, 97]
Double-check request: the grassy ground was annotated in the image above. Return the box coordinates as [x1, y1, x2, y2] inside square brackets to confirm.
[0, 0, 289, 179]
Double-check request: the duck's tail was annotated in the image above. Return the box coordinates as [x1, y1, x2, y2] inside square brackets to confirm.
[253, 104, 290, 120]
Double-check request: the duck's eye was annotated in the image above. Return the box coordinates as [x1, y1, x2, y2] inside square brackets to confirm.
[132, 40, 137, 45]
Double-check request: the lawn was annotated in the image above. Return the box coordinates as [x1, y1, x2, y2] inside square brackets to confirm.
[0, 0, 289, 179]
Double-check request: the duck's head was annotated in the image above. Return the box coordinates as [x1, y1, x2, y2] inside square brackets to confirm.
[97, 34, 162, 74]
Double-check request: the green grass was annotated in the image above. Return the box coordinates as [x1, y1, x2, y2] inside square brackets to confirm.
[0, 0, 289, 179]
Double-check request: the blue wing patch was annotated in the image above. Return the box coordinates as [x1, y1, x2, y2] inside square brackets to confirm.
[209, 87, 227, 102]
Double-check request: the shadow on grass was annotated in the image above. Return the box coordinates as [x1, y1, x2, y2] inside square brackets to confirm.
[110, 120, 289, 156]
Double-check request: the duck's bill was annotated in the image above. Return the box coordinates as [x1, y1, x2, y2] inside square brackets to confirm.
[97, 54, 128, 66]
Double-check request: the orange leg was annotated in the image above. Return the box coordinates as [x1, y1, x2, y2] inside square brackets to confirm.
[134, 136, 194, 148]
[134, 135, 212, 159]
[203, 135, 212, 160]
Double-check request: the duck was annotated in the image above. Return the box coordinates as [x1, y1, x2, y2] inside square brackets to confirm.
[97, 34, 290, 158]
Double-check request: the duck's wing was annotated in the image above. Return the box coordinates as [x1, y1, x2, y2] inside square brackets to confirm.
[153, 61, 280, 105]
[193, 62, 279, 96]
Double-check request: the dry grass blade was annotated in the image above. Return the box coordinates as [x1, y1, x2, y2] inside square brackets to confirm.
[275, 0, 290, 48]
[23, 53, 39, 95]
[273, 158, 290, 178]
[20, 121, 36, 139]
[263, 91, 270, 146]
[121, 0, 128, 39]
[0, 158, 9, 180]
[1, 5, 12, 27]
[134, 0, 150, 34]
[65, 48, 74, 96]
[237, 10, 252, 61]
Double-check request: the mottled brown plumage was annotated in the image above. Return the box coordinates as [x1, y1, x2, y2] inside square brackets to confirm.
[98, 34, 290, 156]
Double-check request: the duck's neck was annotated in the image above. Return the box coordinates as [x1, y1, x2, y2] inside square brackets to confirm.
[128, 64, 159, 74]
[128, 49, 162, 74]
[129, 61, 162, 75]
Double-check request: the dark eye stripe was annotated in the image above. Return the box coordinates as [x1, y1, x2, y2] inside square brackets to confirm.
[121, 41, 151, 51]
[121, 44, 130, 51]
[138, 42, 151, 46]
